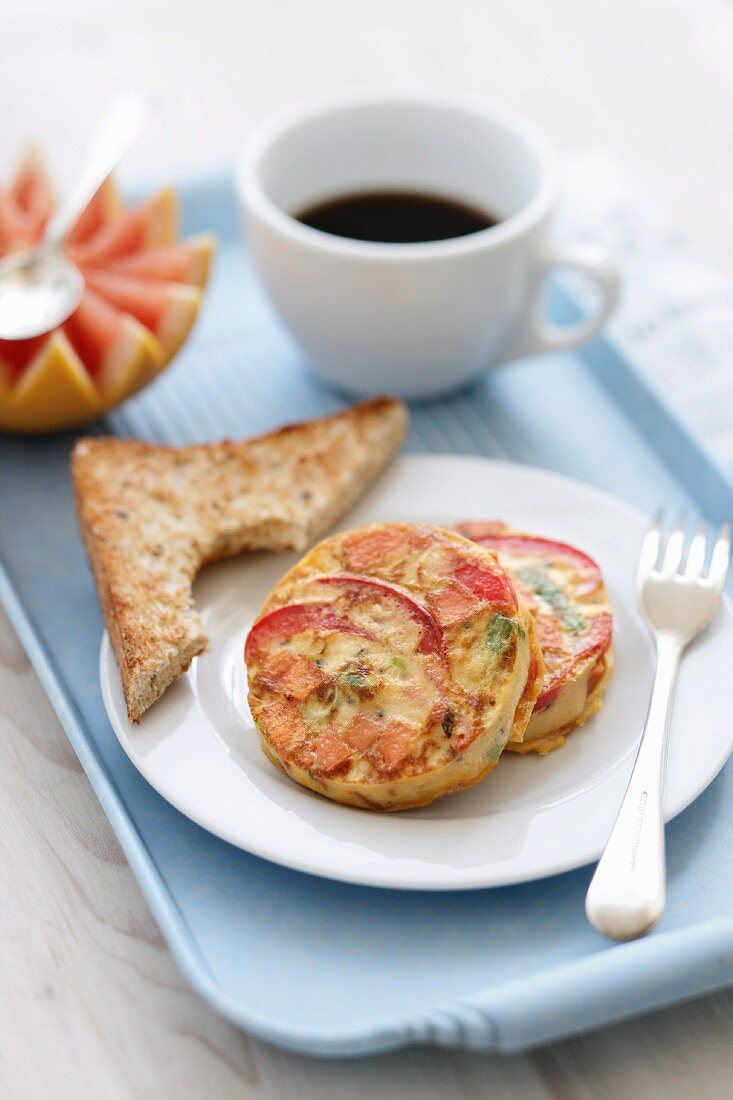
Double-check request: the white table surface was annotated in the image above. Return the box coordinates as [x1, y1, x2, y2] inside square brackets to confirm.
[3, 1, 733, 1096]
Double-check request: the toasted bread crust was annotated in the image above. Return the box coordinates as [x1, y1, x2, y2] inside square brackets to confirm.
[73, 398, 408, 722]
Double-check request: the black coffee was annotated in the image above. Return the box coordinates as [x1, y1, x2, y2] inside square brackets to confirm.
[295, 190, 498, 244]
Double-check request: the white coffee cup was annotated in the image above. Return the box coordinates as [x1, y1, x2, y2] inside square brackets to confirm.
[237, 91, 619, 400]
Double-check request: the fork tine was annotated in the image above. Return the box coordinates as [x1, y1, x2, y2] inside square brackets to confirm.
[707, 522, 731, 589]
[660, 510, 687, 575]
[638, 510, 663, 584]
[684, 522, 707, 579]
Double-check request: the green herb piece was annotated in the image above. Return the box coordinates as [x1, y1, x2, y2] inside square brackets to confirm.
[516, 567, 587, 634]
[390, 656, 407, 674]
[560, 609, 587, 633]
[487, 743, 503, 760]
[486, 613, 516, 653]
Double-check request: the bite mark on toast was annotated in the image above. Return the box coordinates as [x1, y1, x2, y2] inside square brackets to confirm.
[73, 398, 408, 722]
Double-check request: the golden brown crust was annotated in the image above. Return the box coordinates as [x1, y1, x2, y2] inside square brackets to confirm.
[73, 398, 408, 722]
[260, 737, 500, 812]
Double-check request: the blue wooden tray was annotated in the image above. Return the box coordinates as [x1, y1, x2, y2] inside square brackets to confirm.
[1, 173, 732, 1057]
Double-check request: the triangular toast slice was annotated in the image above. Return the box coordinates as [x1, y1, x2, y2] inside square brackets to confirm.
[73, 397, 408, 722]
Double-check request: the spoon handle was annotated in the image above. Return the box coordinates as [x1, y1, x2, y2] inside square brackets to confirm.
[44, 91, 155, 248]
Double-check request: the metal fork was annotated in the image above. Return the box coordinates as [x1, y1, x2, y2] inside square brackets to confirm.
[585, 512, 731, 941]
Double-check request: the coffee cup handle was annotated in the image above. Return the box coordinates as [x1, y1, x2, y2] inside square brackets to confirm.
[505, 243, 620, 360]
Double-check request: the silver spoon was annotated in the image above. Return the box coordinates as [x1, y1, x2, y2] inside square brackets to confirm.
[0, 91, 154, 342]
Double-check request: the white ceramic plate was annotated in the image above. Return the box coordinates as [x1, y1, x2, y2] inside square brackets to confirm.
[100, 455, 733, 890]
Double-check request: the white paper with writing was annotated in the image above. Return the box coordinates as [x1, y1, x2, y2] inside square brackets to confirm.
[557, 147, 733, 470]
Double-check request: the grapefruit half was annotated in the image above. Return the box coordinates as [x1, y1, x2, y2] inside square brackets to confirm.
[0, 150, 216, 433]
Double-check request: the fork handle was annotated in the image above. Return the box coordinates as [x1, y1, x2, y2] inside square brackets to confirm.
[585, 634, 682, 940]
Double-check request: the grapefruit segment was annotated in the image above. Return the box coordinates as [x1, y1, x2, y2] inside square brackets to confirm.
[69, 188, 178, 267]
[63, 289, 163, 402]
[11, 147, 55, 239]
[98, 319, 163, 403]
[0, 333, 103, 433]
[154, 284, 202, 361]
[0, 191, 35, 253]
[63, 288, 121, 377]
[0, 334, 49, 381]
[103, 233, 216, 288]
[83, 270, 202, 360]
[67, 176, 124, 247]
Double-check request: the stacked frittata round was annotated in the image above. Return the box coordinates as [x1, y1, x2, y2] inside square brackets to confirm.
[245, 520, 613, 810]
[456, 522, 614, 756]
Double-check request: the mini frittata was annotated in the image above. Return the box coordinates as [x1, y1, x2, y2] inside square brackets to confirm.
[457, 521, 614, 754]
[245, 523, 544, 810]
